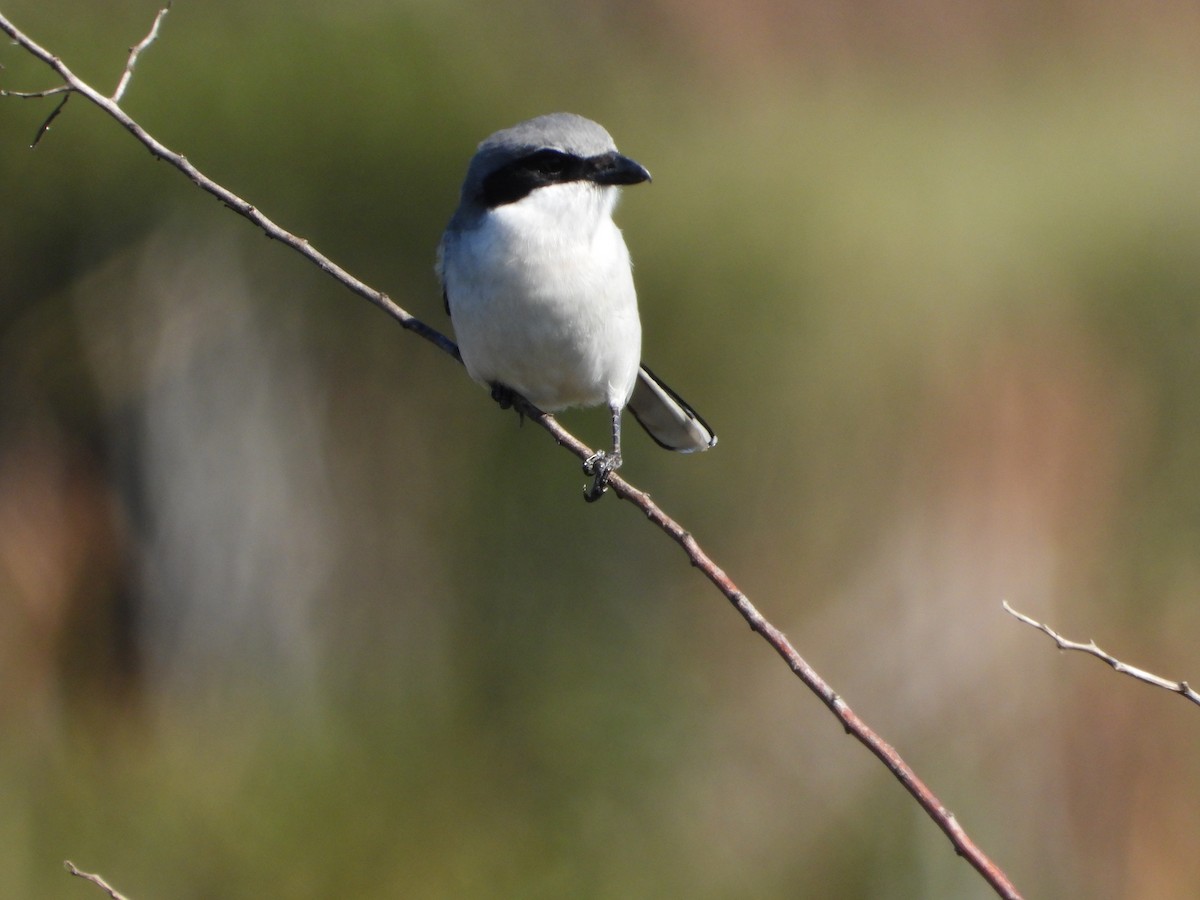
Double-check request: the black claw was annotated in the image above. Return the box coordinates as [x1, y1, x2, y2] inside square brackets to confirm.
[582, 450, 620, 502]
[489, 383, 525, 425]
[490, 384, 515, 409]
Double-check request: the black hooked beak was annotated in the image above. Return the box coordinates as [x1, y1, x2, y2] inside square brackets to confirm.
[589, 152, 652, 187]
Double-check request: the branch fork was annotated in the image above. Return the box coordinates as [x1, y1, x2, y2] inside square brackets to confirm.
[0, 3, 169, 146]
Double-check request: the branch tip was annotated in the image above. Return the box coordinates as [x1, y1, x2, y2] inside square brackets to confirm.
[1005, 602, 1200, 708]
[111, 4, 170, 103]
[64, 861, 130, 900]
[30, 92, 69, 148]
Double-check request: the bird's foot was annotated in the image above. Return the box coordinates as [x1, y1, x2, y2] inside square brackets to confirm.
[490, 384, 515, 409]
[582, 450, 622, 503]
[490, 384, 524, 425]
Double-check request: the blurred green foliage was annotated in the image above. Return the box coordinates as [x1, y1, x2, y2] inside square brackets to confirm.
[4, 1, 1200, 897]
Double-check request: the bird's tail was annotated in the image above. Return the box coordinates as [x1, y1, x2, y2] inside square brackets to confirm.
[627, 365, 717, 453]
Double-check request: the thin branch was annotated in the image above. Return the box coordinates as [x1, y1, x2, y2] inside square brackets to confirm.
[29, 91, 68, 147]
[1004, 602, 1200, 707]
[64, 861, 131, 900]
[0, 48, 71, 147]
[0, 80, 72, 148]
[0, 84, 70, 97]
[111, 3, 170, 103]
[1, 10, 1021, 898]
[0, 10, 458, 356]
[0, 3, 168, 147]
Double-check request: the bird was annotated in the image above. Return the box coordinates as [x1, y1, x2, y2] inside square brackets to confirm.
[437, 113, 716, 501]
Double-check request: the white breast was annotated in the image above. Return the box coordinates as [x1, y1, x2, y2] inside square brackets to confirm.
[442, 183, 643, 412]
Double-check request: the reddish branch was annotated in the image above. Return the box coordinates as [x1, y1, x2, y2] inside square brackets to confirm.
[1, 9, 1021, 898]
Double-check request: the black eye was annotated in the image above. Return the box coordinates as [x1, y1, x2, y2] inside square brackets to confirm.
[523, 149, 571, 178]
[480, 149, 583, 207]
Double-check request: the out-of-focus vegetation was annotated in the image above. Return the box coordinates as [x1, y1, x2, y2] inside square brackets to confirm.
[4, 1, 1200, 896]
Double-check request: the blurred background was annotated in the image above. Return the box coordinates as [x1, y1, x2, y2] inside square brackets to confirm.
[3, 0, 1200, 896]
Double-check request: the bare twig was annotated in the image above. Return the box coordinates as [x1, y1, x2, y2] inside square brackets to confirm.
[64, 861, 131, 900]
[1, 81, 71, 147]
[112, 3, 170, 103]
[0, 9, 457, 356]
[28, 91, 68, 147]
[0, 48, 71, 146]
[2, 10, 1021, 898]
[1004, 602, 1200, 707]
[0, 3, 167, 146]
[1, 84, 70, 98]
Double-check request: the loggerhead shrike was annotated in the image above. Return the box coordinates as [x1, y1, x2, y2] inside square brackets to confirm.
[437, 113, 716, 501]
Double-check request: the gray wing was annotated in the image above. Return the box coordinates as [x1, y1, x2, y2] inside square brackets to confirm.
[627, 365, 717, 453]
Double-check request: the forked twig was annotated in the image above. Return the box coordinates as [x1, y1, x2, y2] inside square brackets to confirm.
[1004, 602, 1200, 707]
[2, 9, 1021, 898]
[1, 3, 167, 146]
